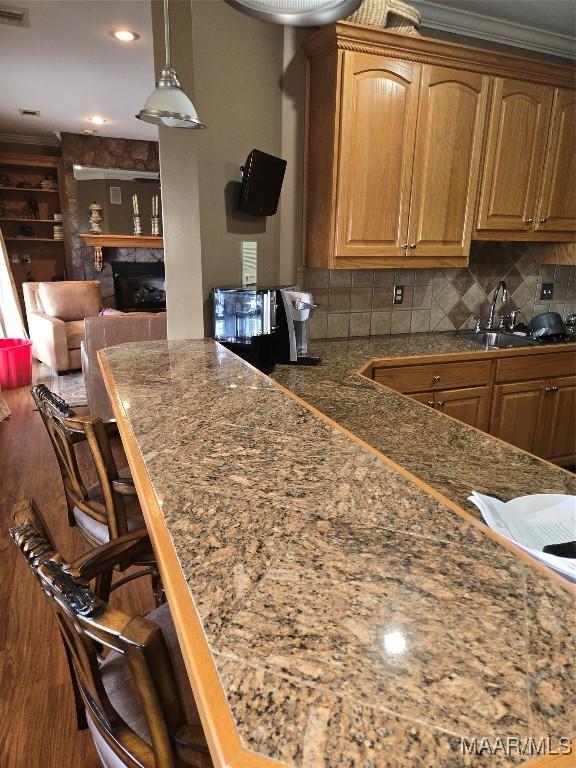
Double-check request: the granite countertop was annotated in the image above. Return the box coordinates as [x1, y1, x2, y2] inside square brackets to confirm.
[271, 333, 576, 516]
[100, 335, 575, 768]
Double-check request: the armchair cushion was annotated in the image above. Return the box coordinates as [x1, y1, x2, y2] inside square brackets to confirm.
[38, 280, 102, 322]
[26, 311, 69, 372]
[65, 320, 86, 351]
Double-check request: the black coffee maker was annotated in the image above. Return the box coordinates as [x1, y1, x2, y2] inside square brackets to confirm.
[212, 286, 321, 371]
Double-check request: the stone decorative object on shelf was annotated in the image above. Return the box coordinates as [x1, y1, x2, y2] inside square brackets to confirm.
[347, 0, 421, 34]
[88, 202, 103, 235]
[40, 174, 59, 190]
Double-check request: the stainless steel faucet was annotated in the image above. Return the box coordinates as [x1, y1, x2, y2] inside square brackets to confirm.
[486, 280, 508, 330]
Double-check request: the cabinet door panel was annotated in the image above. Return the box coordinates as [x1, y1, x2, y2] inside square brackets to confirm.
[490, 380, 547, 453]
[436, 386, 491, 431]
[336, 53, 420, 259]
[477, 79, 553, 231]
[540, 376, 576, 465]
[536, 89, 576, 233]
[408, 67, 489, 257]
[409, 391, 434, 406]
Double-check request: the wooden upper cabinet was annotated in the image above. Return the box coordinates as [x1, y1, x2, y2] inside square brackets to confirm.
[536, 88, 576, 232]
[407, 66, 489, 258]
[335, 53, 419, 260]
[477, 78, 554, 232]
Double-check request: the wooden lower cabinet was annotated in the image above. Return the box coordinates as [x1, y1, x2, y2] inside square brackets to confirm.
[490, 375, 576, 465]
[490, 379, 547, 454]
[435, 386, 491, 431]
[409, 386, 491, 430]
[374, 349, 576, 465]
[539, 376, 576, 464]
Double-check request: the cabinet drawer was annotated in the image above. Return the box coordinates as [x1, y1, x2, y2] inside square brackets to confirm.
[373, 360, 492, 393]
[495, 352, 576, 383]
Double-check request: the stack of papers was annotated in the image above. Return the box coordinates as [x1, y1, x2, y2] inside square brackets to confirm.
[469, 493, 576, 581]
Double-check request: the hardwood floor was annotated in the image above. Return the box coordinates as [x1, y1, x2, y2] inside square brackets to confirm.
[0, 383, 153, 767]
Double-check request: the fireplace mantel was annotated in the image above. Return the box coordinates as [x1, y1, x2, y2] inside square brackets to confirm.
[79, 234, 164, 271]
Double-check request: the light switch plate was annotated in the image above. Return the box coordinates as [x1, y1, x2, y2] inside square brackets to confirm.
[241, 241, 257, 287]
[540, 283, 553, 300]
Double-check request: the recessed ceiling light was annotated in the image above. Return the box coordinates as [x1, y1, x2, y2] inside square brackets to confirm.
[87, 116, 107, 125]
[83, 129, 97, 135]
[110, 29, 139, 42]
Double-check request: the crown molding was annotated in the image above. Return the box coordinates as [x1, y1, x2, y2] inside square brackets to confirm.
[413, 0, 576, 59]
[0, 131, 60, 146]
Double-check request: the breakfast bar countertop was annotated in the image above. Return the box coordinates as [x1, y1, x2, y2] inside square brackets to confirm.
[99, 334, 575, 768]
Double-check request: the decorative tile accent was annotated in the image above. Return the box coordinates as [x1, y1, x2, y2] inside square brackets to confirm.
[448, 299, 473, 330]
[462, 281, 484, 312]
[304, 242, 574, 339]
[435, 282, 461, 314]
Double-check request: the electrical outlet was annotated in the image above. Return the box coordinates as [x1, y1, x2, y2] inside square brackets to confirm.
[393, 285, 404, 305]
[241, 241, 257, 287]
[10, 253, 20, 264]
[540, 283, 553, 300]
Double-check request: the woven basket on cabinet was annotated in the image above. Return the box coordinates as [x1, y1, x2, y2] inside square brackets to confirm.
[348, 0, 422, 35]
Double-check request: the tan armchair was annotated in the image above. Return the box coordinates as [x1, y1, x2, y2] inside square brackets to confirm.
[82, 312, 167, 420]
[23, 281, 102, 372]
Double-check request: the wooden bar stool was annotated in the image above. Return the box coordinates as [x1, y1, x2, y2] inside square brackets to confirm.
[11, 499, 212, 768]
[31, 384, 161, 603]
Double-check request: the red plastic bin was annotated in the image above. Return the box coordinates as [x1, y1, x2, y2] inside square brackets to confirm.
[0, 339, 33, 390]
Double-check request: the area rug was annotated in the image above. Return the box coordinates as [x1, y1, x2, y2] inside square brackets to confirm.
[33, 363, 87, 408]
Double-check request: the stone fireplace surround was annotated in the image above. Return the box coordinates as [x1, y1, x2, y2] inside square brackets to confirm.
[60, 133, 163, 307]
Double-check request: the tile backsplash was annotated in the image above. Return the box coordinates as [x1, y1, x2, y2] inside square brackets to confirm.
[298, 242, 575, 339]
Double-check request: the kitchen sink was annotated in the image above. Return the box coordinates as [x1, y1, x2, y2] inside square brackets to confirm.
[458, 331, 538, 349]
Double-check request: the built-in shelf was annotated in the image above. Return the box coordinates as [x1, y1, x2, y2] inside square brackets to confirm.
[0, 185, 59, 193]
[4, 237, 64, 243]
[0, 217, 61, 223]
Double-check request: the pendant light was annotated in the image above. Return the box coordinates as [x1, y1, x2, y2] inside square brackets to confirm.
[136, 0, 204, 129]
[225, 0, 363, 26]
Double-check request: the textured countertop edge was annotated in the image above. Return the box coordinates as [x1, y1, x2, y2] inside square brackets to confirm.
[98, 348, 286, 768]
[265, 359, 575, 595]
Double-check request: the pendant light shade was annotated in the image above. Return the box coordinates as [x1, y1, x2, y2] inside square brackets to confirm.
[137, 0, 204, 129]
[225, 0, 363, 26]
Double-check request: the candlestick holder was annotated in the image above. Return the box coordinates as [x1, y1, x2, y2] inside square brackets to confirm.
[151, 216, 160, 236]
[133, 215, 142, 236]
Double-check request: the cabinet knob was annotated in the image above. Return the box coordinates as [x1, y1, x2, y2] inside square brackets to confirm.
[437, 400, 446, 408]
[427, 400, 436, 407]
[409, 243, 416, 249]
[401, 243, 409, 250]
[432, 375, 441, 382]
[545, 386, 559, 393]
[524, 217, 533, 224]
[539, 217, 547, 224]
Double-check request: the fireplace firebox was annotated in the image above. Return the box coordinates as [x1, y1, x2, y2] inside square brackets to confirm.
[113, 262, 166, 313]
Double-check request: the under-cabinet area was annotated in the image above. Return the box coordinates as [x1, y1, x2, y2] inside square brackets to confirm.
[303, 23, 576, 269]
[370, 347, 576, 465]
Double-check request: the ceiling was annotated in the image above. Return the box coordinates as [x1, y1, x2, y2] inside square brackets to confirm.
[0, 0, 158, 142]
[413, 0, 576, 57]
[417, 0, 576, 37]
[0, 0, 574, 148]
